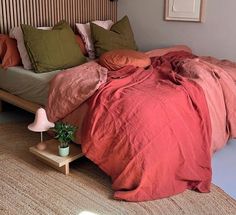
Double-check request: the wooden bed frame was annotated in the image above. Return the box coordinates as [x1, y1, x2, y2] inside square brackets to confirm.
[0, 89, 41, 114]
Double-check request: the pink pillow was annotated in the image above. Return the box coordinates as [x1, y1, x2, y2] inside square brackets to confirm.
[10, 27, 32, 69]
[146, 45, 192, 58]
[99, 49, 151, 71]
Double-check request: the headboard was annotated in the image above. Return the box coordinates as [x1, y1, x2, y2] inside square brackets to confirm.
[0, 0, 117, 34]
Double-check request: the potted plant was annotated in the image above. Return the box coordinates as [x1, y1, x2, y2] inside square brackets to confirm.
[54, 122, 77, 157]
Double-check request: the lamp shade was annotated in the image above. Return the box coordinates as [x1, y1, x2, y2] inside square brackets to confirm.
[28, 108, 55, 132]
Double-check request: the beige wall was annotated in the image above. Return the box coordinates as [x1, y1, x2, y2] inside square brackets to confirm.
[118, 0, 236, 61]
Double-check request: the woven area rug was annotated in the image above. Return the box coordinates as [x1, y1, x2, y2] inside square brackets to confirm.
[0, 123, 236, 215]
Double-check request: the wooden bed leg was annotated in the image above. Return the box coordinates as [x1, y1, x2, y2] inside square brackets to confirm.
[0, 100, 3, 112]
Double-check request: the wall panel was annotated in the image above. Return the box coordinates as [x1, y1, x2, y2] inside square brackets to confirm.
[0, 0, 117, 34]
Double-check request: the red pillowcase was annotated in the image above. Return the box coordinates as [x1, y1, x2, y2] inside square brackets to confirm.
[75, 34, 88, 57]
[0, 34, 21, 69]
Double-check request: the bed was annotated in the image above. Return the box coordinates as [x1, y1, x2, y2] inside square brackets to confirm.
[1, 0, 236, 203]
[44, 51, 236, 201]
[2, 48, 236, 202]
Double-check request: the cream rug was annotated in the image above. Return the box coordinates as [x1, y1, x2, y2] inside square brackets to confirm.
[0, 123, 236, 215]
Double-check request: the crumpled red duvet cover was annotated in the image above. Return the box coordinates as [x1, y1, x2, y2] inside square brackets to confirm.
[46, 51, 236, 202]
[80, 52, 212, 201]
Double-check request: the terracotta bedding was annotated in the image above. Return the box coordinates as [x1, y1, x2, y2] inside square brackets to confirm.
[179, 57, 236, 152]
[46, 51, 236, 202]
[47, 61, 107, 122]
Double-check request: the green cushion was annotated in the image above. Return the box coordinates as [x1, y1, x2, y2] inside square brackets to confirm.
[21, 21, 86, 73]
[91, 16, 138, 57]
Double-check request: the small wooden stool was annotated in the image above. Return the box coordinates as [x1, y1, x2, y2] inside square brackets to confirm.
[30, 139, 83, 175]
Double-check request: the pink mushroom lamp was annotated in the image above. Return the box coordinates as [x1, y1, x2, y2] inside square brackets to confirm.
[28, 108, 55, 150]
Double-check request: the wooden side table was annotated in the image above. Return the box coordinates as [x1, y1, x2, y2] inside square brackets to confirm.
[29, 139, 84, 175]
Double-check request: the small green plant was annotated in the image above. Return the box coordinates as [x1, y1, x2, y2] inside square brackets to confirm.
[54, 122, 77, 148]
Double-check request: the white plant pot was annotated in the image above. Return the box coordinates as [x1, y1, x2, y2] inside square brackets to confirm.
[58, 146, 70, 157]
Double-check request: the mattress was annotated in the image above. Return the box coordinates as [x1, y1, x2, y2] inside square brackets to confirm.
[0, 66, 61, 105]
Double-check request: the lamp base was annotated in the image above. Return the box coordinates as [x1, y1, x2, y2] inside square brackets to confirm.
[36, 142, 47, 151]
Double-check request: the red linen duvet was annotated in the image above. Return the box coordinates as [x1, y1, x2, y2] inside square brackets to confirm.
[47, 51, 236, 202]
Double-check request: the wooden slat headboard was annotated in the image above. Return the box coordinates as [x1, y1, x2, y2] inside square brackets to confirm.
[0, 0, 117, 34]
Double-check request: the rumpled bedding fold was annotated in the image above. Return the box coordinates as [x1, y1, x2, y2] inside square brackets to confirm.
[81, 52, 212, 201]
[46, 50, 236, 202]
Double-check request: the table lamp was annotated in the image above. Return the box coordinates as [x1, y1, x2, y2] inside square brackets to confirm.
[28, 108, 55, 150]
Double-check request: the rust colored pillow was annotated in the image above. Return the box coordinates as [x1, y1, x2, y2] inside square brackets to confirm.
[99, 49, 151, 71]
[75, 34, 87, 56]
[0, 34, 21, 69]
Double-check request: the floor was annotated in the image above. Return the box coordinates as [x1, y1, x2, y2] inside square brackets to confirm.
[0, 105, 236, 200]
[212, 139, 236, 199]
[1, 122, 235, 215]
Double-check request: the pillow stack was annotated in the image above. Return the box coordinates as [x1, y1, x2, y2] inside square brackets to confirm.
[1, 16, 145, 72]
[76, 20, 114, 59]
[21, 21, 86, 73]
[91, 16, 138, 58]
[9, 27, 53, 70]
[1, 21, 87, 72]
[88, 16, 152, 70]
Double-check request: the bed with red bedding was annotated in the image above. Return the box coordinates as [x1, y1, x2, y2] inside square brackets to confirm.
[46, 49, 236, 202]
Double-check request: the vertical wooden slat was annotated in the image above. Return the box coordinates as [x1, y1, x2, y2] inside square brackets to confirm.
[5, 0, 11, 30]
[0, 0, 117, 34]
[26, 0, 30, 25]
[2, 0, 7, 34]
[16, 0, 21, 27]
[0, 1, 3, 33]
[32, 0, 37, 27]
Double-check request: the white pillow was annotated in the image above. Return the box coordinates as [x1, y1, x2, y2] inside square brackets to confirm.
[9, 27, 52, 70]
[76, 20, 113, 59]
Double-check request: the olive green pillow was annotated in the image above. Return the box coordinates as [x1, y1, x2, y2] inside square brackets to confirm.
[21, 21, 86, 73]
[91, 16, 138, 58]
